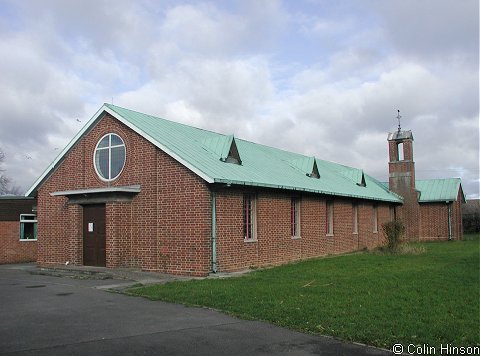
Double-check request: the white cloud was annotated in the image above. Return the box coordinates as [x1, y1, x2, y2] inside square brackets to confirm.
[117, 56, 274, 137]
[160, 3, 244, 55]
[250, 58, 478, 198]
[0, 0, 477, 199]
[370, 0, 479, 66]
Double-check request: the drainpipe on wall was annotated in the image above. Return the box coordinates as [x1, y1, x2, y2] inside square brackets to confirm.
[211, 191, 218, 273]
[447, 202, 452, 241]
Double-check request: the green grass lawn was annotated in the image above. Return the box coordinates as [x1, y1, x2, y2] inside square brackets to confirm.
[127, 236, 480, 349]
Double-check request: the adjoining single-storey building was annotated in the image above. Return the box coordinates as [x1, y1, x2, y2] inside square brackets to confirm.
[19, 104, 463, 275]
[0, 196, 37, 264]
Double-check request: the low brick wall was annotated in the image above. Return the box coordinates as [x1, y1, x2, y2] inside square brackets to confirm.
[0, 221, 37, 264]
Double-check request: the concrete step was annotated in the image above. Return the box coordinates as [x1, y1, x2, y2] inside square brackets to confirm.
[30, 266, 118, 280]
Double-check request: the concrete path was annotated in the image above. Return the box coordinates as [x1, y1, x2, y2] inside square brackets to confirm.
[0, 264, 391, 355]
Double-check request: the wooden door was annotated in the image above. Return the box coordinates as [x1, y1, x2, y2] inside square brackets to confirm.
[83, 204, 106, 267]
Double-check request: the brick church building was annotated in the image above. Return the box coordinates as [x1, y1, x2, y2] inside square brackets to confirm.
[1, 104, 464, 273]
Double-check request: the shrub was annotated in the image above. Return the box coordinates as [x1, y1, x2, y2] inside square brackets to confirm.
[382, 220, 405, 252]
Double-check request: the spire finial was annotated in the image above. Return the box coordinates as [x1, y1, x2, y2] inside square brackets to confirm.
[396, 109, 402, 133]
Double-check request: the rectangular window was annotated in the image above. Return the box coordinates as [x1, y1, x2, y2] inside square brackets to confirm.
[352, 203, 358, 234]
[326, 200, 334, 235]
[373, 206, 378, 233]
[243, 194, 257, 241]
[291, 197, 301, 237]
[20, 214, 37, 241]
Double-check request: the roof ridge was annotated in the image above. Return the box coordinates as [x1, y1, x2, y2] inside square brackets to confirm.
[105, 103, 234, 138]
[416, 177, 461, 181]
[237, 137, 368, 174]
[106, 104, 370, 175]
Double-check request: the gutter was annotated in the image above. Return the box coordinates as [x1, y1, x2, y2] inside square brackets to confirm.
[213, 179, 403, 204]
[211, 191, 218, 273]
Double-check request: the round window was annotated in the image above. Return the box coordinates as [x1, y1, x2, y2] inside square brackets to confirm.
[94, 133, 126, 181]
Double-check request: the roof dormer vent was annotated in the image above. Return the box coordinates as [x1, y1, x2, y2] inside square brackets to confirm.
[307, 159, 320, 179]
[202, 134, 242, 165]
[288, 156, 320, 179]
[221, 136, 242, 165]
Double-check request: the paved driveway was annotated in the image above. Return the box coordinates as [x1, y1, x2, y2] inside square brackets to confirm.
[0, 264, 390, 355]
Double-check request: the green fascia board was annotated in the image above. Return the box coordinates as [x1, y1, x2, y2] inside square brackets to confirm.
[416, 178, 464, 202]
[26, 103, 402, 204]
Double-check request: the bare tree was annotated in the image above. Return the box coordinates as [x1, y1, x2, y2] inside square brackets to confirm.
[6, 184, 22, 195]
[0, 149, 24, 195]
[0, 149, 10, 195]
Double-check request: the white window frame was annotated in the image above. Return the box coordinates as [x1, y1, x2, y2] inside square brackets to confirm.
[352, 204, 358, 234]
[373, 206, 378, 233]
[244, 193, 257, 241]
[326, 200, 334, 236]
[20, 214, 37, 241]
[291, 197, 301, 238]
[93, 133, 126, 182]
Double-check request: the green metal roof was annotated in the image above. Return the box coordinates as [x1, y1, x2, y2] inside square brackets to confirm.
[104, 104, 401, 203]
[26, 104, 403, 203]
[416, 178, 464, 202]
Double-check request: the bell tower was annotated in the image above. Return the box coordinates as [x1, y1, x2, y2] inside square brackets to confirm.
[387, 110, 420, 240]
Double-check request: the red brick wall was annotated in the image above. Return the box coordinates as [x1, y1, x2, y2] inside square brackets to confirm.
[419, 193, 463, 241]
[394, 191, 420, 240]
[0, 221, 37, 264]
[155, 153, 211, 275]
[419, 203, 448, 240]
[37, 114, 211, 276]
[215, 189, 392, 272]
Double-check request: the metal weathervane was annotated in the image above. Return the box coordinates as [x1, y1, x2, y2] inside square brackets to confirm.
[396, 110, 402, 133]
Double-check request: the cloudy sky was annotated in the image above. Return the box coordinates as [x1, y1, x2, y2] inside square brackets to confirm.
[0, 0, 478, 198]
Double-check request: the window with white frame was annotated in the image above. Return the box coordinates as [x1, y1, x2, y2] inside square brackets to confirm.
[326, 200, 334, 235]
[291, 197, 301, 237]
[20, 214, 37, 241]
[243, 193, 257, 241]
[94, 133, 126, 181]
[373, 205, 378, 233]
[352, 203, 358, 234]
